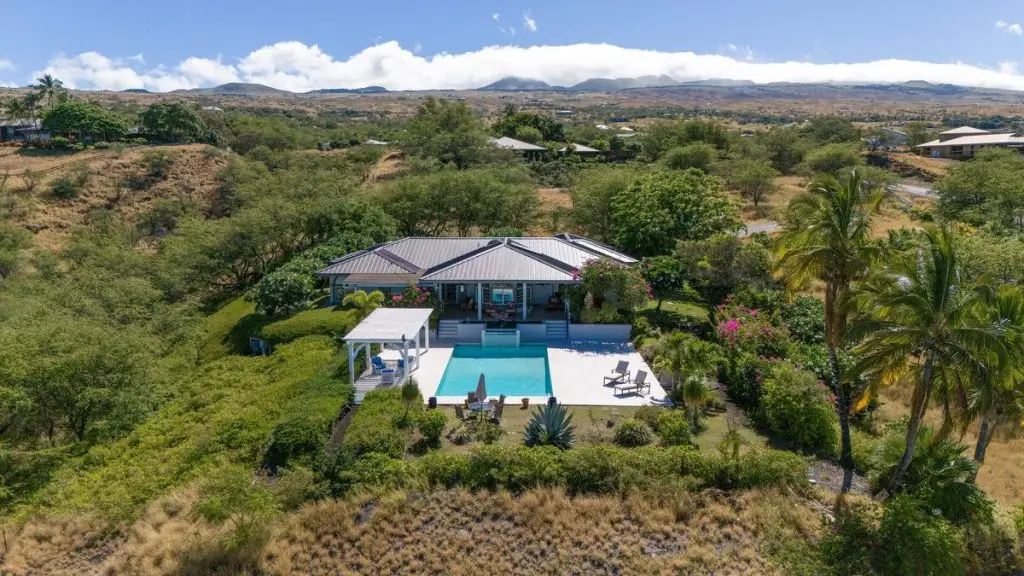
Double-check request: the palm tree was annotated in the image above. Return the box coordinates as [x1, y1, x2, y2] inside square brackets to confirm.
[962, 285, 1024, 482]
[852, 226, 1018, 495]
[33, 74, 63, 110]
[774, 168, 883, 493]
[654, 332, 721, 428]
[2, 97, 28, 123]
[342, 289, 385, 320]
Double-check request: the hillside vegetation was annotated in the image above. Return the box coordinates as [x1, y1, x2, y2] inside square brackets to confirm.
[2, 81, 1024, 575]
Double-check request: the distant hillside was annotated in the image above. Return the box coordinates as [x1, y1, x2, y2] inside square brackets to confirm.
[308, 86, 389, 94]
[122, 88, 151, 93]
[624, 80, 1024, 103]
[569, 75, 677, 91]
[173, 82, 293, 96]
[479, 76, 554, 91]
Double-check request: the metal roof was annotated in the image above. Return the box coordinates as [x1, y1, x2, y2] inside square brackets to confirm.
[510, 237, 605, 269]
[557, 234, 638, 264]
[489, 136, 546, 151]
[420, 244, 575, 282]
[916, 133, 1024, 147]
[939, 126, 989, 135]
[557, 143, 600, 153]
[385, 237, 496, 270]
[343, 308, 433, 343]
[317, 251, 412, 275]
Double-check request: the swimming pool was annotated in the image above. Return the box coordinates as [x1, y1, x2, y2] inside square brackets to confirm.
[435, 344, 552, 397]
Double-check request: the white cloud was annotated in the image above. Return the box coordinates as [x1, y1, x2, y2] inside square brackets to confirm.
[723, 43, 755, 62]
[492, 13, 500, 22]
[0, 59, 14, 71]
[1000, 61, 1019, 75]
[523, 12, 537, 32]
[29, 40, 1024, 93]
[996, 20, 1023, 35]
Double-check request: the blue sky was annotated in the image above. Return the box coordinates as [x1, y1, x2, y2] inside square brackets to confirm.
[3, 0, 1024, 91]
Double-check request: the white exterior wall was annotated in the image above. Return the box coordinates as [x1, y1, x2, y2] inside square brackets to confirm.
[568, 324, 632, 342]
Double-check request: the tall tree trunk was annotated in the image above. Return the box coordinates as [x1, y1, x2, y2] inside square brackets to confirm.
[828, 343, 855, 493]
[886, 350, 936, 495]
[969, 414, 997, 484]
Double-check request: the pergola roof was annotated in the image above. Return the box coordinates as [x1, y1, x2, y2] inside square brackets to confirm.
[343, 308, 433, 343]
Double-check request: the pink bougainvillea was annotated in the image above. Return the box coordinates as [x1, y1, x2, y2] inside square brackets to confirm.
[715, 295, 789, 356]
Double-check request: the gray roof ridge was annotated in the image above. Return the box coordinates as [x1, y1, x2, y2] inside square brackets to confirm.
[554, 233, 634, 263]
[506, 239, 581, 273]
[375, 248, 424, 274]
[422, 239, 504, 275]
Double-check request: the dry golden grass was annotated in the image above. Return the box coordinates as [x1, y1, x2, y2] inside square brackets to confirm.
[264, 488, 823, 575]
[530, 187, 573, 235]
[0, 514, 111, 575]
[877, 388, 1024, 506]
[364, 149, 405, 182]
[887, 152, 952, 180]
[2, 144, 227, 251]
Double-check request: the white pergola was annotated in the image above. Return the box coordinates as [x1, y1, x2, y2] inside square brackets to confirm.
[343, 308, 433, 386]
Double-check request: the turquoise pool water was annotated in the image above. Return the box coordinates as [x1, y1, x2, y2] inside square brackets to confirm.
[435, 344, 552, 397]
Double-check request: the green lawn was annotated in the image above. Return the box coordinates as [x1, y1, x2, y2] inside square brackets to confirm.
[644, 299, 709, 322]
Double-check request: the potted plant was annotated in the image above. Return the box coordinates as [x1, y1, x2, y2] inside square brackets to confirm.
[521, 397, 530, 409]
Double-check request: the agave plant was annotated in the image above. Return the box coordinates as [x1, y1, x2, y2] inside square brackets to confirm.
[523, 403, 575, 450]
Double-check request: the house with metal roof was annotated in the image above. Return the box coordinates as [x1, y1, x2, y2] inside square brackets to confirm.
[557, 143, 601, 156]
[916, 126, 1024, 159]
[0, 118, 46, 143]
[317, 234, 637, 325]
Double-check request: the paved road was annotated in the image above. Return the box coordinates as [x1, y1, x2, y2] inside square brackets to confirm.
[738, 222, 781, 237]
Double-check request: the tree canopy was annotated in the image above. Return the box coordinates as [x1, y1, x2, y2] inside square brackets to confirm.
[42, 100, 129, 141]
[610, 169, 741, 257]
[140, 102, 209, 143]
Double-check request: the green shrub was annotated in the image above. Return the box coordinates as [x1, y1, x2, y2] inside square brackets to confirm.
[613, 418, 654, 447]
[760, 362, 838, 456]
[51, 136, 72, 151]
[722, 353, 773, 407]
[466, 445, 563, 492]
[51, 174, 84, 199]
[730, 450, 808, 490]
[340, 388, 412, 460]
[94, 141, 112, 150]
[263, 374, 353, 469]
[419, 451, 470, 489]
[781, 295, 825, 345]
[663, 143, 716, 172]
[1016, 503, 1024, 537]
[657, 410, 692, 446]
[562, 445, 628, 494]
[248, 271, 317, 316]
[804, 143, 861, 174]
[341, 453, 417, 491]
[417, 410, 448, 447]
[258, 308, 357, 345]
[633, 405, 665, 432]
[875, 496, 964, 576]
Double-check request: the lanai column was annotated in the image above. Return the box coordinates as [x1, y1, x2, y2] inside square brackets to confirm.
[476, 283, 483, 321]
[521, 282, 527, 320]
[347, 341, 356, 386]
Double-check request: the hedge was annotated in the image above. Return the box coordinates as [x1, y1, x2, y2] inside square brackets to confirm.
[258, 308, 359, 345]
[263, 374, 355, 469]
[376, 444, 808, 496]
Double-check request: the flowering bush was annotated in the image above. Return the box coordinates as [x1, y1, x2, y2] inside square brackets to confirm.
[714, 295, 790, 358]
[386, 284, 438, 309]
[569, 260, 648, 323]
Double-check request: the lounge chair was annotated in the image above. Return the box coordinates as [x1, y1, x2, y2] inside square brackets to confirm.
[613, 370, 649, 397]
[371, 356, 388, 375]
[454, 405, 466, 421]
[603, 361, 631, 386]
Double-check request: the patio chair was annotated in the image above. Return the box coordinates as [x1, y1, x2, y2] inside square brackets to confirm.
[613, 370, 648, 397]
[603, 361, 631, 386]
[454, 405, 466, 421]
[489, 401, 504, 424]
[371, 356, 388, 375]
[380, 369, 396, 386]
[467, 392, 477, 404]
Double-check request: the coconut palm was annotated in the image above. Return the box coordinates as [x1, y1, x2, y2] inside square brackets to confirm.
[654, 332, 721, 428]
[342, 289, 385, 320]
[33, 74, 64, 110]
[852, 226, 1018, 495]
[774, 168, 883, 493]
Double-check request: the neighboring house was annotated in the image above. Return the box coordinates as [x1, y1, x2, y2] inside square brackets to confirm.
[317, 234, 637, 323]
[489, 136, 546, 159]
[555, 110, 575, 117]
[915, 126, 1024, 159]
[201, 106, 224, 112]
[0, 118, 46, 143]
[364, 139, 390, 146]
[557, 143, 602, 157]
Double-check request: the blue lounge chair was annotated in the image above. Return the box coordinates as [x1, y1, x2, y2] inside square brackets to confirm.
[371, 356, 388, 375]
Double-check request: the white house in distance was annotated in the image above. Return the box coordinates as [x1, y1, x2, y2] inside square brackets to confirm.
[916, 126, 1024, 159]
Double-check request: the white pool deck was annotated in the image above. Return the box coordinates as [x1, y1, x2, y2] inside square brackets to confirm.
[373, 342, 670, 407]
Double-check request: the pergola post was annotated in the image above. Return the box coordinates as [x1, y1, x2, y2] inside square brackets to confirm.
[476, 283, 483, 321]
[424, 322, 430, 351]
